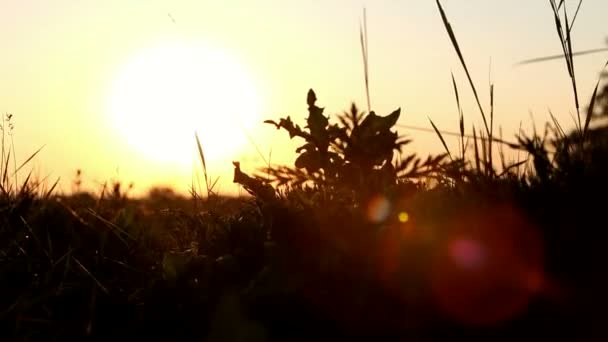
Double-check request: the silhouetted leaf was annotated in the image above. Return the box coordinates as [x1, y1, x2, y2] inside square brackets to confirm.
[295, 151, 322, 173]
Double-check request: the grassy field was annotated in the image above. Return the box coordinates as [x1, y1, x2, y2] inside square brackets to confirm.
[2, 1, 608, 340]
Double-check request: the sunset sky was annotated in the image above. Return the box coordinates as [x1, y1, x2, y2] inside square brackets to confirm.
[1, 0, 607, 196]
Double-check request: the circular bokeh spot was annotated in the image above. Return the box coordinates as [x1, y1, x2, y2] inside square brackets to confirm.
[431, 204, 545, 326]
[366, 195, 391, 223]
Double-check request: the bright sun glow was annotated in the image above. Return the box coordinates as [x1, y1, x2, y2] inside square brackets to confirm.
[108, 41, 261, 168]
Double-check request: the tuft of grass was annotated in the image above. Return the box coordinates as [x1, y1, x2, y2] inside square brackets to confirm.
[436, 0, 500, 175]
[549, 0, 581, 129]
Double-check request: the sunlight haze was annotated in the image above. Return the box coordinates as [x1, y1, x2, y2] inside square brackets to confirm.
[1, 0, 607, 196]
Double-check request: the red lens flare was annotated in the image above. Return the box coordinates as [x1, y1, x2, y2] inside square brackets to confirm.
[431, 204, 545, 326]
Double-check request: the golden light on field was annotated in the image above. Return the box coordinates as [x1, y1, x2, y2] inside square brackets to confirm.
[108, 41, 261, 169]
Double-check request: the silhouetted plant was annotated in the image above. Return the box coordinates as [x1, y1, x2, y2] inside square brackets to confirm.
[257, 89, 448, 202]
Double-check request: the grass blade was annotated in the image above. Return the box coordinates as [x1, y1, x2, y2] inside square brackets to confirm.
[267, 148, 273, 182]
[210, 176, 220, 194]
[451, 72, 461, 111]
[549, 0, 582, 130]
[14, 145, 45, 175]
[568, 0, 583, 33]
[499, 159, 529, 177]
[241, 127, 268, 166]
[563, 4, 581, 126]
[194, 132, 210, 197]
[44, 177, 60, 200]
[489, 83, 495, 173]
[436, 0, 490, 137]
[549, 110, 566, 139]
[584, 60, 608, 135]
[395, 123, 518, 148]
[451, 72, 466, 157]
[429, 118, 452, 160]
[18, 169, 33, 196]
[3, 149, 11, 188]
[549, 1, 571, 76]
[21, 216, 51, 260]
[459, 114, 465, 155]
[472, 126, 480, 172]
[360, 7, 371, 112]
[86, 208, 133, 244]
[480, 129, 488, 174]
[516, 48, 608, 66]
[73, 257, 109, 295]
[498, 127, 506, 172]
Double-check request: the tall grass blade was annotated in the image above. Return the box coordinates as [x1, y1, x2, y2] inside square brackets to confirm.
[44, 177, 60, 200]
[14, 145, 45, 175]
[86, 208, 132, 244]
[549, 110, 566, 139]
[563, 5, 581, 126]
[451, 72, 466, 157]
[18, 169, 33, 196]
[210, 176, 220, 194]
[584, 60, 608, 135]
[473, 126, 480, 172]
[516, 48, 608, 66]
[395, 123, 518, 148]
[451, 72, 461, 111]
[1, 124, 4, 183]
[499, 159, 528, 177]
[360, 8, 371, 112]
[21, 216, 51, 260]
[550, 0, 582, 130]
[498, 127, 506, 172]
[489, 83, 495, 173]
[459, 114, 465, 155]
[241, 126, 268, 165]
[429, 118, 452, 160]
[73, 257, 109, 295]
[517, 121, 523, 177]
[194, 132, 210, 197]
[569, 0, 583, 33]
[3, 150, 11, 187]
[480, 129, 488, 174]
[436, 0, 490, 137]
[267, 148, 273, 182]
[549, 1, 571, 76]
[10, 136, 16, 186]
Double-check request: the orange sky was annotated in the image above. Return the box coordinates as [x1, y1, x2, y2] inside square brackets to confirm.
[1, 0, 607, 196]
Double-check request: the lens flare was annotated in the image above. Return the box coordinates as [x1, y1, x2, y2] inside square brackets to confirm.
[366, 195, 391, 223]
[431, 204, 545, 326]
[376, 226, 401, 281]
[448, 238, 485, 270]
[398, 211, 410, 223]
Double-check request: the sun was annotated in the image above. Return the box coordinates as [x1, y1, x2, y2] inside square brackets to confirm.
[108, 41, 261, 168]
